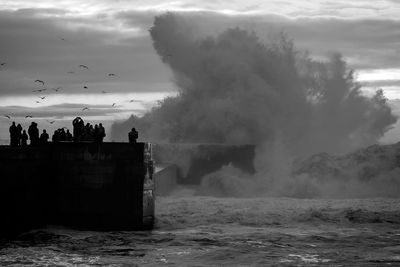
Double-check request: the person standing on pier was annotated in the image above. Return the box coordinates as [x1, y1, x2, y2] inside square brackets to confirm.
[28, 122, 39, 146]
[21, 130, 28, 146]
[66, 129, 73, 141]
[39, 129, 49, 144]
[128, 127, 138, 144]
[72, 117, 84, 142]
[99, 123, 105, 142]
[9, 122, 18, 147]
[16, 124, 22, 146]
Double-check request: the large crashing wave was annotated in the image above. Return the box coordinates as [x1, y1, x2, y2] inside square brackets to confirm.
[112, 13, 398, 198]
[198, 143, 400, 198]
[113, 12, 396, 156]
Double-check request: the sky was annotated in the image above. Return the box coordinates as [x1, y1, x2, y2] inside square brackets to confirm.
[1, 0, 400, 142]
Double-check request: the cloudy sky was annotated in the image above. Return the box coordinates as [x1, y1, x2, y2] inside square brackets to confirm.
[1, 0, 400, 142]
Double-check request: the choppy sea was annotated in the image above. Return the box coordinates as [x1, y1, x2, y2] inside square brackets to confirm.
[1, 188, 400, 266]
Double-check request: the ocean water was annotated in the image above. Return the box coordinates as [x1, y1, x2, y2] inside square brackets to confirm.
[1, 190, 400, 266]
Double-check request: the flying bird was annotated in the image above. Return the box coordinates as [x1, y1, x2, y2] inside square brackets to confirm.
[128, 99, 139, 103]
[79, 64, 89, 69]
[4, 115, 10, 119]
[39, 96, 46, 100]
[0, 63, 6, 66]
[107, 73, 116, 77]
[82, 107, 89, 111]
[52, 87, 61, 92]
[112, 103, 116, 107]
[101, 90, 107, 94]
[25, 115, 33, 118]
[47, 120, 55, 124]
[83, 85, 88, 89]
[36, 101, 41, 104]
[32, 89, 47, 92]
[60, 38, 67, 41]
[35, 79, 45, 85]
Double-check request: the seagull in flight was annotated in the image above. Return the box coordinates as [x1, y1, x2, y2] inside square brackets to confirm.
[36, 101, 41, 104]
[32, 89, 47, 92]
[4, 114, 10, 119]
[101, 90, 107, 94]
[79, 64, 89, 69]
[39, 96, 46, 100]
[47, 120, 55, 124]
[52, 87, 61, 92]
[128, 99, 139, 103]
[107, 73, 116, 77]
[35, 79, 45, 85]
[112, 103, 116, 107]
[25, 115, 33, 118]
[83, 85, 88, 89]
[82, 107, 89, 111]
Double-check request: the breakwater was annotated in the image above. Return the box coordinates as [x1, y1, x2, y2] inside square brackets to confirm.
[0, 142, 154, 237]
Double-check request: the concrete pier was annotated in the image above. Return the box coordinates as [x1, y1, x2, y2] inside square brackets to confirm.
[0, 142, 154, 238]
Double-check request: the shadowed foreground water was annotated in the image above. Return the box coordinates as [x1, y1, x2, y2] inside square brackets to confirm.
[1, 192, 400, 266]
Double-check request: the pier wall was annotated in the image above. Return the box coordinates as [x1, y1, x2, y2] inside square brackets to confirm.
[0, 143, 153, 237]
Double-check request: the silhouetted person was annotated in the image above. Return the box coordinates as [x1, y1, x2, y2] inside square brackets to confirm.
[52, 130, 59, 142]
[94, 124, 100, 143]
[16, 123, 22, 146]
[28, 122, 39, 146]
[72, 117, 84, 142]
[9, 122, 18, 147]
[66, 129, 73, 141]
[88, 124, 94, 141]
[82, 123, 90, 141]
[60, 128, 66, 141]
[128, 127, 138, 144]
[39, 129, 49, 144]
[21, 130, 28, 146]
[99, 123, 105, 142]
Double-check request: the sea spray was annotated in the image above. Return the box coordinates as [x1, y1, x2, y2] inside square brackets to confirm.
[112, 12, 398, 198]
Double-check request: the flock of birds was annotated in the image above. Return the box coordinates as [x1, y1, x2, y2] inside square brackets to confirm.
[0, 51, 141, 122]
[29, 64, 117, 110]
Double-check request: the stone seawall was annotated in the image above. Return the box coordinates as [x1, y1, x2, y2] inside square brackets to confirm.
[0, 143, 154, 238]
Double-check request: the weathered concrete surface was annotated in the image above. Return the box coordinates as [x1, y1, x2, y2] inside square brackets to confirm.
[0, 142, 154, 238]
[153, 143, 255, 185]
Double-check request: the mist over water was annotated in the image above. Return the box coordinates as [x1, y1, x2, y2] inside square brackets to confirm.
[112, 13, 398, 198]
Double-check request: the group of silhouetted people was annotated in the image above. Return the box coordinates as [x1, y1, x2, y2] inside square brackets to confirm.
[9, 121, 50, 147]
[52, 128, 73, 142]
[72, 117, 105, 143]
[9, 117, 107, 147]
[9, 122, 27, 147]
[8, 117, 141, 147]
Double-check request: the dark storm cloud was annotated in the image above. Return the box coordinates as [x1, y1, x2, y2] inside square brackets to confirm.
[2, 8, 400, 98]
[0, 8, 172, 96]
[279, 18, 400, 70]
[129, 11, 400, 71]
